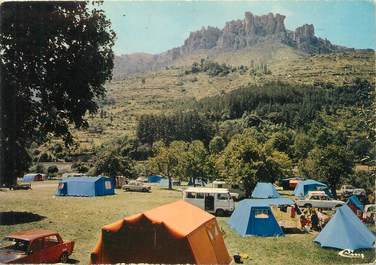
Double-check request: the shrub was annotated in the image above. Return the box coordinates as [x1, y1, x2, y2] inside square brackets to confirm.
[47, 165, 59, 174]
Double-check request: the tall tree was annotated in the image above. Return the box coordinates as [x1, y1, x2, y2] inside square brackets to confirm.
[216, 129, 292, 197]
[149, 141, 183, 189]
[95, 151, 135, 178]
[183, 140, 210, 186]
[303, 145, 353, 198]
[0, 2, 115, 186]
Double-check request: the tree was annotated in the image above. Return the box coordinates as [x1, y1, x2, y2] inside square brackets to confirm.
[183, 140, 211, 186]
[293, 132, 313, 160]
[149, 141, 185, 189]
[303, 145, 353, 198]
[209, 136, 225, 154]
[47, 165, 59, 174]
[0, 2, 115, 186]
[95, 151, 135, 178]
[216, 130, 292, 197]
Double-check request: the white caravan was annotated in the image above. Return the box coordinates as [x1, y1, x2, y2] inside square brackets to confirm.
[183, 187, 235, 216]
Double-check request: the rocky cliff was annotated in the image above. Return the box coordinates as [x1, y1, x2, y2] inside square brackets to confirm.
[114, 11, 350, 78]
[170, 12, 344, 55]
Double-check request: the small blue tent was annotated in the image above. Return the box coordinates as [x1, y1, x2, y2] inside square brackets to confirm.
[347, 195, 364, 211]
[314, 205, 375, 250]
[148, 175, 163, 183]
[251, 182, 280, 199]
[23, 173, 44, 182]
[228, 199, 284, 237]
[56, 176, 115, 197]
[293, 179, 329, 199]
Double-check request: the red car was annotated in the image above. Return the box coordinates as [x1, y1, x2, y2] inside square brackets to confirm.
[0, 230, 74, 264]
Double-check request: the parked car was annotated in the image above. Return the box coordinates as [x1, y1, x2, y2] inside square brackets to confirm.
[352, 188, 366, 196]
[9, 183, 31, 190]
[296, 191, 345, 209]
[122, 181, 151, 192]
[183, 187, 235, 216]
[0, 230, 74, 264]
[339, 185, 366, 198]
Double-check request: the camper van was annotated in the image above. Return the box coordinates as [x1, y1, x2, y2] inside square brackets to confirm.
[183, 187, 235, 216]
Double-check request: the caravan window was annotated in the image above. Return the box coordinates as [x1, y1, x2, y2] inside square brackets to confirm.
[196, 193, 204, 199]
[186, 192, 196, 199]
[217, 193, 228, 200]
[105, 181, 112, 190]
[254, 209, 270, 219]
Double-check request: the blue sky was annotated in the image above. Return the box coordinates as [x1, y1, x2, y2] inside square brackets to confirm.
[100, 1, 375, 55]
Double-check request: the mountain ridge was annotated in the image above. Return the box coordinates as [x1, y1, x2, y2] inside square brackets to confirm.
[113, 11, 354, 79]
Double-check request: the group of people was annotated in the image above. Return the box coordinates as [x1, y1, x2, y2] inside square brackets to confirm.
[299, 207, 330, 232]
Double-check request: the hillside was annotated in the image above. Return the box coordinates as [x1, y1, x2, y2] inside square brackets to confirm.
[37, 11, 375, 155]
[68, 49, 374, 151]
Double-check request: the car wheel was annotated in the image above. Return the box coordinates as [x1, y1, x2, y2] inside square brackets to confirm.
[60, 252, 68, 263]
[304, 204, 312, 208]
[215, 209, 225, 217]
[142, 188, 148, 192]
[335, 204, 342, 208]
[124, 188, 130, 192]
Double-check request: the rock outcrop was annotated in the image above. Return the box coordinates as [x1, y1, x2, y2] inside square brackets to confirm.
[172, 12, 342, 55]
[113, 11, 350, 78]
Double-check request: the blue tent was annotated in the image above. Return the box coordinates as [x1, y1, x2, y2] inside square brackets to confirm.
[314, 205, 375, 250]
[159, 178, 171, 188]
[251, 182, 280, 199]
[228, 199, 284, 237]
[148, 175, 163, 183]
[23, 173, 44, 182]
[293, 179, 329, 199]
[347, 195, 364, 211]
[56, 176, 115, 197]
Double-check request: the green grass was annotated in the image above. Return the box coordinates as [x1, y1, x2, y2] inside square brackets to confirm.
[0, 181, 374, 264]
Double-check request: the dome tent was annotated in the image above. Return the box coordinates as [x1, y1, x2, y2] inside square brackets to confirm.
[228, 199, 284, 237]
[293, 179, 330, 199]
[251, 182, 280, 199]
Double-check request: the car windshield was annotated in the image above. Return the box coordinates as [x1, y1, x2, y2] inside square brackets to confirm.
[0, 238, 30, 253]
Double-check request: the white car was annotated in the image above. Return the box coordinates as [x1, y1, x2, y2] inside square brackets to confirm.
[296, 191, 344, 209]
[122, 181, 151, 192]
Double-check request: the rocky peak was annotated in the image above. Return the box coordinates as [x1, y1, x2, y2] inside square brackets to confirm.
[180, 11, 292, 52]
[293, 24, 315, 42]
[182, 26, 222, 53]
[114, 11, 349, 78]
[243, 12, 286, 35]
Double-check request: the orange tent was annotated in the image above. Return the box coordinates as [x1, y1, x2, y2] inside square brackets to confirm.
[90, 200, 232, 264]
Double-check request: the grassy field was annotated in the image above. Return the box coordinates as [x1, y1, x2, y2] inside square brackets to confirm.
[0, 181, 374, 264]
